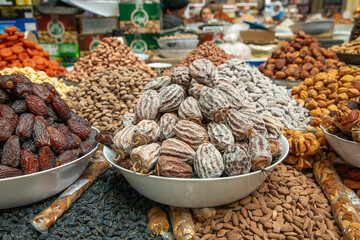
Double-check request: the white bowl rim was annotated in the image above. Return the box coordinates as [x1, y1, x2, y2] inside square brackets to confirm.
[0, 127, 99, 182]
[320, 124, 360, 145]
[148, 63, 173, 68]
[104, 135, 289, 182]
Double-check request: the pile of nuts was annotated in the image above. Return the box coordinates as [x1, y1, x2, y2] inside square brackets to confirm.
[282, 129, 323, 170]
[259, 31, 345, 81]
[292, 66, 360, 127]
[97, 59, 284, 179]
[65, 66, 152, 131]
[194, 164, 344, 239]
[0, 73, 97, 179]
[65, 37, 156, 82]
[329, 37, 360, 54]
[0, 67, 73, 99]
[216, 59, 310, 129]
[163, 41, 231, 77]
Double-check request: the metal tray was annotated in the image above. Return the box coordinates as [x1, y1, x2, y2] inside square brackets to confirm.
[335, 52, 360, 65]
[271, 78, 301, 89]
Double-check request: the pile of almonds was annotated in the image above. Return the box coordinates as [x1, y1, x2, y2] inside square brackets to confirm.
[65, 66, 151, 131]
[163, 42, 231, 76]
[259, 31, 345, 81]
[292, 66, 360, 127]
[65, 37, 156, 82]
[194, 164, 344, 240]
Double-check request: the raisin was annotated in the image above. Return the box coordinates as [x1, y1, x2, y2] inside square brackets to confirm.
[67, 118, 91, 140]
[52, 95, 71, 121]
[20, 148, 39, 174]
[2, 135, 20, 168]
[95, 132, 114, 148]
[55, 149, 79, 166]
[31, 83, 53, 103]
[0, 117, 18, 142]
[0, 89, 9, 103]
[41, 82, 60, 97]
[12, 74, 32, 85]
[16, 113, 35, 140]
[33, 116, 51, 148]
[14, 83, 32, 98]
[0, 104, 16, 118]
[56, 124, 80, 149]
[46, 126, 67, 152]
[79, 140, 97, 156]
[0, 164, 22, 179]
[38, 146, 55, 171]
[21, 140, 38, 153]
[25, 95, 49, 116]
[0, 75, 15, 90]
[11, 100, 27, 114]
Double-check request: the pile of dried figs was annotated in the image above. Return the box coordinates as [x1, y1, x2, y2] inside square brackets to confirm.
[0, 73, 97, 179]
[97, 59, 284, 178]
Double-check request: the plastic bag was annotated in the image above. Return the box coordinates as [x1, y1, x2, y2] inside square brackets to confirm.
[218, 42, 251, 60]
[313, 160, 360, 239]
[147, 206, 170, 235]
[169, 206, 195, 240]
[192, 208, 216, 222]
[223, 23, 249, 43]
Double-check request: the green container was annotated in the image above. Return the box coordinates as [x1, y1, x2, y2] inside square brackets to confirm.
[125, 33, 159, 54]
[119, 1, 161, 34]
[39, 43, 79, 64]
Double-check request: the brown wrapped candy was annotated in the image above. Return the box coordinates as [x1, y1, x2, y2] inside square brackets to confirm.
[132, 120, 160, 147]
[171, 66, 191, 89]
[159, 113, 179, 140]
[194, 143, 224, 178]
[215, 77, 245, 109]
[159, 84, 185, 112]
[113, 125, 136, 160]
[225, 109, 254, 141]
[241, 110, 267, 136]
[263, 114, 284, 138]
[188, 81, 206, 100]
[160, 138, 195, 163]
[223, 144, 251, 176]
[169, 207, 196, 240]
[121, 113, 137, 128]
[174, 120, 208, 150]
[247, 128, 272, 171]
[143, 76, 171, 92]
[147, 206, 170, 235]
[158, 155, 192, 178]
[135, 90, 160, 121]
[207, 122, 234, 151]
[130, 143, 160, 174]
[268, 139, 282, 158]
[178, 97, 202, 124]
[191, 208, 216, 222]
[189, 59, 215, 87]
[199, 87, 229, 122]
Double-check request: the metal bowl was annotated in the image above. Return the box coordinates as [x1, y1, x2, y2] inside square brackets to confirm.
[271, 78, 301, 89]
[290, 20, 334, 35]
[103, 135, 289, 208]
[0, 128, 99, 210]
[320, 124, 360, 168]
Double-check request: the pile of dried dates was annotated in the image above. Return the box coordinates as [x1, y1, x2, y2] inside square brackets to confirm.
[322, 98, 360, 143]
[0, 73, 97, 179]
[97, 59, 284, 178]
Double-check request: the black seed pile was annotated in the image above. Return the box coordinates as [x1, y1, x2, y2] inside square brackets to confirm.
[0, 161, 163, 239]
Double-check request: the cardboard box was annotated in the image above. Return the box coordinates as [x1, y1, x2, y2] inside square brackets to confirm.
[78, 16, 118, 34]
[0, 0, 32, 6]
[240, 29, 275, 44]
[78, 34, 104, 57]
[119, 2, 161, 34]
[0, 18, 37, 34]
[125, 33, 159, 54]
[0, 5, 33, 18]
[36, 14, 78, 44]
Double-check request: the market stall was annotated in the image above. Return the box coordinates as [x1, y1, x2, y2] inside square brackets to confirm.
[1, 0, 360, 239]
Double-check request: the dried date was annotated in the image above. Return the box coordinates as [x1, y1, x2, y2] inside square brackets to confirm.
[55, 149, 79, 166]
[31, 83, 53, 103]
[16, 113, 34, 140]
[25, 95, 49, 116]
[67, 118, 91, 140]
[0, 117, 18, 142]
[0, 164, 22, 179]
[33, 116, 51, 148]
[46, 126, 68, 152]
[11, 100, 27, 114]
[38, 146, 55, 171]
[52, 95, 72, 121]
[20, 148, 39, 174]
[2, 135, 20, 168]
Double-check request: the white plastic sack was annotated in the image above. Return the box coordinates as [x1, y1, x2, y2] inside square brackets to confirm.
[223, 23, 250, 43]
[219, 42, 251, 60]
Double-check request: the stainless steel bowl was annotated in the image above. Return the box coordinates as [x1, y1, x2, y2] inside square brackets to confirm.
[0, 128, 99, 210]
[290, 20, 334, 35]
[103, 135, 289, 208]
